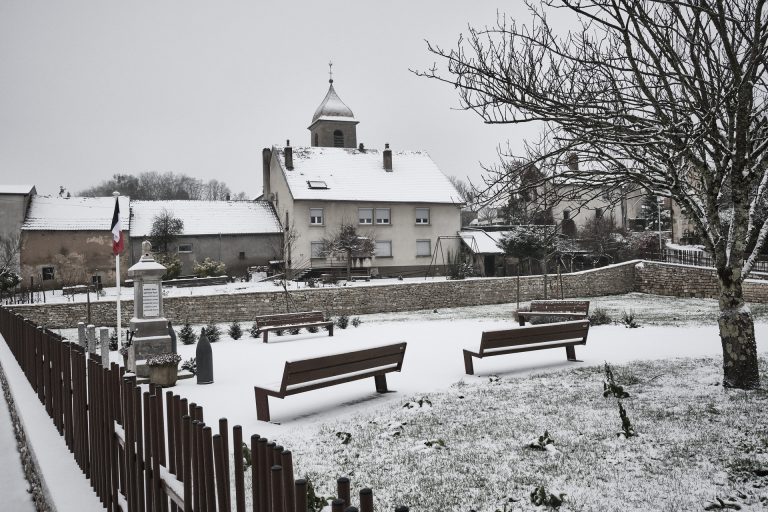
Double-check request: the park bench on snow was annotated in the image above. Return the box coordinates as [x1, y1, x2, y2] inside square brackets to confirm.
[517, 300, 590, 326]
[254, 342, 407, 421]
[254, 311, 334, 343]
[463, 320, 590, 375]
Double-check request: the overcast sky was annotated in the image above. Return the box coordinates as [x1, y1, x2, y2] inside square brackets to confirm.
[0, 1, 569, 198]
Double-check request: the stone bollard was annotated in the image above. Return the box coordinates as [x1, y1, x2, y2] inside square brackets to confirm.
[77, 322, 86, 349]
[87, 324, 97, 355]
[196, 330, 213, 384]
[168, 321, 177, 355]
[99, 327, 109, 368]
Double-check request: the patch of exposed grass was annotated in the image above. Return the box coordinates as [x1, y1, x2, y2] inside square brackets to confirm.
[281, 356, 768, 511]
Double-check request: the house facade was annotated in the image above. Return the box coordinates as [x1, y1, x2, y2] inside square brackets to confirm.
[129, 200, 282, 276]
[0, 185, 36, 273]
[19, 195, 130, 289]
[262, 79, 463, 277]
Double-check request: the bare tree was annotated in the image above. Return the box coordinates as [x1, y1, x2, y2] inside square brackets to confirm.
[417, 0, 768, 388]
[0, 234, 21, 296]
[321, 222, 376, 281]
[149, 209, 184, 254]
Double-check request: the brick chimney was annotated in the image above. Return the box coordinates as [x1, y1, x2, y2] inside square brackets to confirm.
[383, 143, 392, 171]
[567, 152, 579, 171]
[262, 147, 272, 198]
[284, 140, 294, 170]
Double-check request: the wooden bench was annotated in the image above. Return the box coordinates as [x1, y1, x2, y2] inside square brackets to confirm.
[349, 269, 371, 281]
[254, 311, 334, 343]
[254, 342, 407, 421]
[463, 320, 590, 375]
[517, 300, 590, 326]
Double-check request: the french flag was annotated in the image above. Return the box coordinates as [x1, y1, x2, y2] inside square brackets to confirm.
[111, 196, 124, 256]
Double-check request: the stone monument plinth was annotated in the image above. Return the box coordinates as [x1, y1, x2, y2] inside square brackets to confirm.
[127, 241, 173, 377]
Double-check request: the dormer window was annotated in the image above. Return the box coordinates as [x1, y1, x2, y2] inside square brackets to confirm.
[307, 180, 328, 189]
[333, 130, 344, 147]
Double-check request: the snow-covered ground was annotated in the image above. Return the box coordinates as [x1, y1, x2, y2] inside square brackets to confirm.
[21, 293, 768, 510]
[0, 371, 36, 512]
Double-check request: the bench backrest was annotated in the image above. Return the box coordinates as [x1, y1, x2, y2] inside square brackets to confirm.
[480, 320, 589, 355]
[279, 342, 407, 393]
[529, 300, 590, 314]
[256, 311, 326, 328]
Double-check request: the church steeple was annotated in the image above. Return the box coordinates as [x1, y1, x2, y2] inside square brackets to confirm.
[308, 64, 359, 148]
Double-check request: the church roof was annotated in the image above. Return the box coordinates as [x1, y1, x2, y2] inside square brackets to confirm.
[311, 82, 357, 124]
[274, 146, 464, 204]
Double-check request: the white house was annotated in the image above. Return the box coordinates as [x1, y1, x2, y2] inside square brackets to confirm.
[262, 78, 464, 277]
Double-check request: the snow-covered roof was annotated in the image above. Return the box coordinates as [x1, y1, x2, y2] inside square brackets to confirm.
[0, 184, 36, 195]
[459, 230, 506, 254]
[129, 200, 281, 237]
[310, 82, 357, 125]
[22, 195, 130, 231]
[275, 146, 464, 204]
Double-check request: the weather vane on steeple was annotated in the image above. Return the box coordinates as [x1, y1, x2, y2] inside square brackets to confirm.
[328, 60, 334, 83]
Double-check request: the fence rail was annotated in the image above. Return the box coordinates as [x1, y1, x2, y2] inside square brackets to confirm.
[0, 307, 405, 512]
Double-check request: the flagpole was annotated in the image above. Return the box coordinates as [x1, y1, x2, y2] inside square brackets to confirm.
[113, 191, 122, 349]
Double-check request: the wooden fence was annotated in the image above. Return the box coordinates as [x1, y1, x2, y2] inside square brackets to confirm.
[0, 307, 407, 512]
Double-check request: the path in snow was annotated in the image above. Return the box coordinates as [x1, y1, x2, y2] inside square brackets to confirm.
[0, 369, 35, 512]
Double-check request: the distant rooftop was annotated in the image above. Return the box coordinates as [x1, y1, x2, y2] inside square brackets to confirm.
[22, 195, 129, 231]
[274, 146, 464, 204]
[0, 184, 36, 195]
[130, 200, 281, 237]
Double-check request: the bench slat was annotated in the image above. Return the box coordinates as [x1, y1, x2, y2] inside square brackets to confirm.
[285, 363, 399, 393]
[256, 311, 325, 328]
[287, 353, 406, 386]
[481, 322, 589, 352]
[286, 343, 406, 373]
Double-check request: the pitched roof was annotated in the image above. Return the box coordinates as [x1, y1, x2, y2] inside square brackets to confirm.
[275, 146, 464, 204]
[129, 200, 281, 237]
[22, 195, 130, 231]
[459, 230, 506, 254]
[310, 82, 357, 125]
[0, 184, 36, 195]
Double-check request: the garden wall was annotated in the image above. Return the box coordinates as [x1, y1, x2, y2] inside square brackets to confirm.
[634, 260, 768, 302]
[5, 261, 638, 328]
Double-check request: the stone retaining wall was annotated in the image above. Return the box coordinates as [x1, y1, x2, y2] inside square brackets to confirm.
[634, 260, 768, 302]
[5, 261, 638, 328]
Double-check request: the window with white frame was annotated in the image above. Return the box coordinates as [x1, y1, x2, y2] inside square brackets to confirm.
[177, 243, 192, 253]
[416, 239, 431, 257]
[375, 208, 390, 225]
[415, 207, 430, 224]
[358, 208, 373, 224]
[309, 208, 324, 225]
[374, 241, 392, 257]
[310, 241, 325, 258]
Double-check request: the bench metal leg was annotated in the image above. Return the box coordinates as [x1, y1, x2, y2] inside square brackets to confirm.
[463, 350, 475, 375]
[329, 324, 334, 337]
[262, 330, 269, 344]
[566, 345, 577, 361]
[254, 389, 271, 422]
[374, 374, 388, 393]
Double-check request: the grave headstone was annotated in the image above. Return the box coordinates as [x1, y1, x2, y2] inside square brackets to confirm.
[99, 327, 109, 368]
[77, 322, 86, 349]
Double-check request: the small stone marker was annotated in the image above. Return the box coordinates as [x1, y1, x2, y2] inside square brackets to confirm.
[99, 327, 109, 368]
[196, 330, 213, 385]
[77, 322, 86, 349]
[168, 321, 177, 355]
[87, 324, 96, 354]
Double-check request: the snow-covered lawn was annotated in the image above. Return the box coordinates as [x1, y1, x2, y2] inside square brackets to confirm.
[55, 293, 768, 510]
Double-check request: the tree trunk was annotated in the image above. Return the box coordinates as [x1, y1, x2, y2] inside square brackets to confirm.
[716, 267, 760, 389]
[346, 249, 352, 281]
